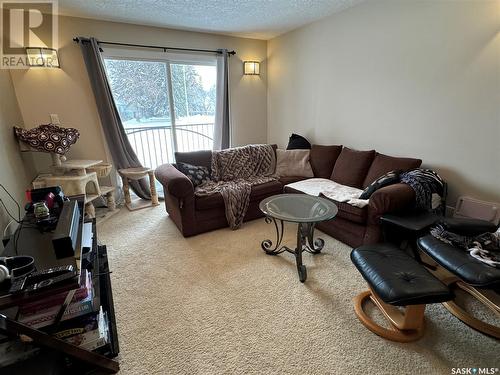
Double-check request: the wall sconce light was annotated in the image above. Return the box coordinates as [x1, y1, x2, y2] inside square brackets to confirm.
[25, 47, 60, 68]
[244, 61, 260, 75]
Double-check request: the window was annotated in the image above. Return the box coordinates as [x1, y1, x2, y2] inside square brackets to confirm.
[103, 50, 217, 170]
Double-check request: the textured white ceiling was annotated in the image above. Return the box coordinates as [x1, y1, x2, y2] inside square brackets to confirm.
[58, 0, 364, 40]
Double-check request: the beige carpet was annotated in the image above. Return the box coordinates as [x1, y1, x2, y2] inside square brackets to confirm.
[97, 207, 499, 375]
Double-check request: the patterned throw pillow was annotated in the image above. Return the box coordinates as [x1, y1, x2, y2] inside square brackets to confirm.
[175, 162, 211, 187]
[359, 170, 401, 199]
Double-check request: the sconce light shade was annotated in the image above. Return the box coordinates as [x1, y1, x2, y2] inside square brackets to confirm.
[25, 47, 60, 68]
[244, 61, 260, 75]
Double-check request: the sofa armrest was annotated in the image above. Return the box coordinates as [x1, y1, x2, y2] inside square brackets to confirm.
[155, 164, 194, 198]
[368, 183, 415, 223]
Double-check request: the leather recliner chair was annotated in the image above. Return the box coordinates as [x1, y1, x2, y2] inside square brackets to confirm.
[417, 218, 500, 338]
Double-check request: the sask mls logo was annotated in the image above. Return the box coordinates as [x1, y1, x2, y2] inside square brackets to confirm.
[452, 368, 499, 375]
[1, 0, 58, 69]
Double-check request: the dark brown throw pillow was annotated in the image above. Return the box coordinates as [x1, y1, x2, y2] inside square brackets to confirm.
[330, 147, 376, 188]
[363, 152, 422, 188]
[359, 170, 401, 199]
[309, 145, 343, 178]
[175, 162, 211, 187]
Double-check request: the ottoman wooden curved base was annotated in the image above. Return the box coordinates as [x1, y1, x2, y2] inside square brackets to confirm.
[442, 280, 500, 339]
[350, 244, 452, 343]
[354, 290, 426, 343]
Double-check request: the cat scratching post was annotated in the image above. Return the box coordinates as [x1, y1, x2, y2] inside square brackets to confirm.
[34, 159, 116, 218]
[118, 167, 159, 211]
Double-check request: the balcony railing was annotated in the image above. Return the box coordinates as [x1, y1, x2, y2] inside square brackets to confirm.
[124, 123, 214, 170]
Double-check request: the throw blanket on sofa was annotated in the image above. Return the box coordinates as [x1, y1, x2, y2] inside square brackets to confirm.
[285, 178, 370, 208]
[430, 224, 500, 268]
[400, 169, 444, 210]
[195, 144, 277, 229]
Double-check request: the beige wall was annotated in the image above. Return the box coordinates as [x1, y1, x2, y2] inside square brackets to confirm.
[0, 70, 35, 235]
[5, 3, 500, 208]
[10, 15, 268, 167]
[268, 0, 500, 205]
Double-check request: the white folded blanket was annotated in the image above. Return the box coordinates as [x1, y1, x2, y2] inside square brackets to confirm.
[285, 178, 370, 208]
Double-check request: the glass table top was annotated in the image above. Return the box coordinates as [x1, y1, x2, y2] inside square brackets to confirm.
[259, 194, 338, 223]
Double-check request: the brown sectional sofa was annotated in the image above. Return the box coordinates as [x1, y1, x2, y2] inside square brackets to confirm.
[155, 145, 421, 247]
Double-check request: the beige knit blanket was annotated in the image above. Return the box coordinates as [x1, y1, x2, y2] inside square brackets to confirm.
[195, 144, 276, 229]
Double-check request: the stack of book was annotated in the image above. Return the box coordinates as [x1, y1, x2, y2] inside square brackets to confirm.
[16, 270, 110, 351]
[51, 307, 110, 351]
[0, 267, 110, 368]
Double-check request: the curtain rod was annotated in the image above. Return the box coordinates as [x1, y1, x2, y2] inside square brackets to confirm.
[73, 37, 236, 56]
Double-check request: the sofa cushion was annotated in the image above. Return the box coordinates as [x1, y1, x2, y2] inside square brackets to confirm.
[310, 145, 343, 178]
[331, 147, 376, 188]
[195, 181, 282, 210]
[363, 153, 422, 188]
[250, 180, 283, 198]
[329, 200, 367, 224]
[275, 149, 314, 177]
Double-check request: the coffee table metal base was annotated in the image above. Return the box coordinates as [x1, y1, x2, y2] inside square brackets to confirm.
[261, 217, 325, 282]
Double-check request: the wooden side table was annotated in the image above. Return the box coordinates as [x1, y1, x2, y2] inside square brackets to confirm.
[380, 211, 441, 268]
[118, 167, 160, 211]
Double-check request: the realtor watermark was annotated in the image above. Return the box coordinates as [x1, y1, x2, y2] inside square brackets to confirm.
[1, 0, 58, 69]
[451, 368, 499, 375]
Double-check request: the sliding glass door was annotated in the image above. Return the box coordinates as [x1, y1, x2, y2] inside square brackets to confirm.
[170, 63, 216, 153]
[103, 53, 217, 170]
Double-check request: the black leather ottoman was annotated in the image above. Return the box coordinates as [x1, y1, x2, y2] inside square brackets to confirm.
[351, 243, 452, 342]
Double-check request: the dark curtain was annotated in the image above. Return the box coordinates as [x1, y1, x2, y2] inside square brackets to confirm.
[77, 37, 151, 199]
[214, 49, 230, 149]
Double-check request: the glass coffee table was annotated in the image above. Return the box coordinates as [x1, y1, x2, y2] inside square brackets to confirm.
[259, 194, 338, 282]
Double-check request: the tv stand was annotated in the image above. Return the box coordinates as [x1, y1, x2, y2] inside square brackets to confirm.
[0, 198, 120, 373]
